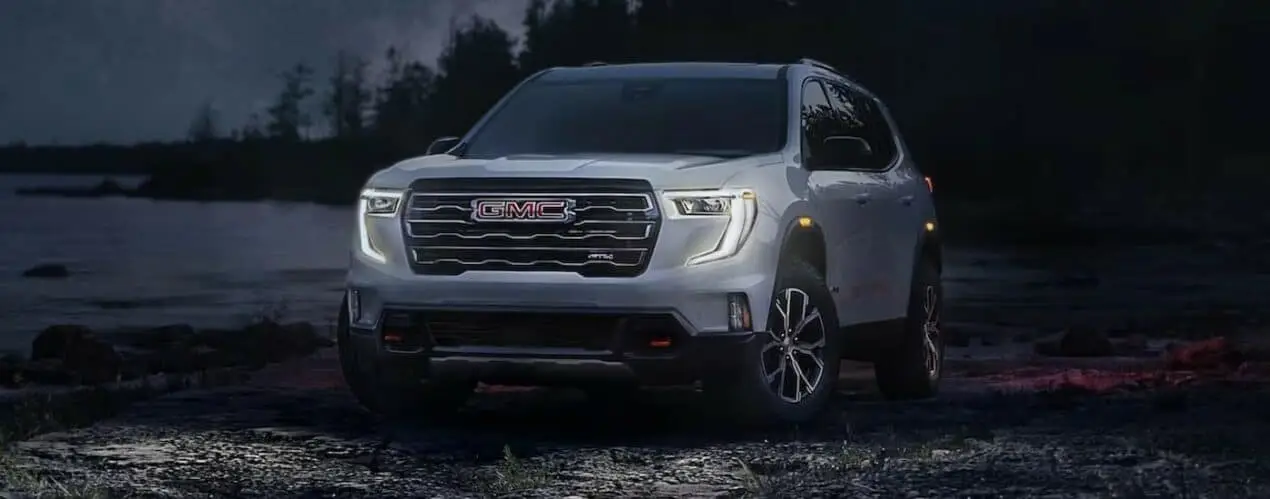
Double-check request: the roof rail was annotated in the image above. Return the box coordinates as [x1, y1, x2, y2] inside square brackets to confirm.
[796, 58, 840, 74]
[581, 61, 608, 67]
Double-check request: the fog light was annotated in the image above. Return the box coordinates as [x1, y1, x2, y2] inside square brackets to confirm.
[348, 289, 362, 323]
[649, 337, 673, 348]
[727, 293, 752, 332]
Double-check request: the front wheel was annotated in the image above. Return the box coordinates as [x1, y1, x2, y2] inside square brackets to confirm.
[336, 294, 475, 420]
[703, 258, 842, 426]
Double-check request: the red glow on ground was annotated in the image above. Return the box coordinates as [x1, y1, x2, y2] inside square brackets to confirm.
[981, 368, 1200, 393]
[977, 336, 1269, 394]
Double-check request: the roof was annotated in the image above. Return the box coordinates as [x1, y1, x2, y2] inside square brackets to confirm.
[538, 62, 788, 81]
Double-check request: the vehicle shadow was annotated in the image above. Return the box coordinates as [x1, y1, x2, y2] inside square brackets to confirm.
[368, 374, 1042, 460]
[114, 355, 1270, 468]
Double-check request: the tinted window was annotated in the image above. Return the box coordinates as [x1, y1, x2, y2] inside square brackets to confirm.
[461, 78, 787, 159]
[800, 81, 835, 164]
[824, 82, 897, 170]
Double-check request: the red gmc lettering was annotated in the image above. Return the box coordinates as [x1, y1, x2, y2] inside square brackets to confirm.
[504, 200, 539, 219]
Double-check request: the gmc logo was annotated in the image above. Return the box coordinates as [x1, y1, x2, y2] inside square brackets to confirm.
[470, 198, 576, 223]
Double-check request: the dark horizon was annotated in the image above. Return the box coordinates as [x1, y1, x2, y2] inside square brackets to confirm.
[0, 0, 529, 146]
[3, 0, 1265, 154]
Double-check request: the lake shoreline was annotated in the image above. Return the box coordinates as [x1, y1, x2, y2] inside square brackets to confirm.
[14, 176, 1266, 248]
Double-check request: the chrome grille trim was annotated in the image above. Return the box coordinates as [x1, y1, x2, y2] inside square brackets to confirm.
[411, 257, 645, 268]
[412, 224, 652, 241]
[402, 181, 661, 277]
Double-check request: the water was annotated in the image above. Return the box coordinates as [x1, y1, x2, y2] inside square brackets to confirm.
[1, 174, 351, 352]
[1, 174, 1266, 354]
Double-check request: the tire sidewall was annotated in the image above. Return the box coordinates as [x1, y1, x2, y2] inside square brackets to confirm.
[336, 293, 381, 411]
[745, 259, 842, 423]
[911, 259, 944, 385]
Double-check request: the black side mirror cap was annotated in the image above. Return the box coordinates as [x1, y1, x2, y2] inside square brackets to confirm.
[819, 135, 873, 167]
[426, 136, 462, 156]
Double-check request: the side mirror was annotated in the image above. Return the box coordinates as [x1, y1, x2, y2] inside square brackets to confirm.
[426, 136, 461, 156]
[818, 135, 873, 168]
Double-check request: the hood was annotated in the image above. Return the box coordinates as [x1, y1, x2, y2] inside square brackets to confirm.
[365, 152, 784, 191]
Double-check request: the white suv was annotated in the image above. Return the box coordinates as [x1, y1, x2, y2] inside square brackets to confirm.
[338, 59, 943, 425]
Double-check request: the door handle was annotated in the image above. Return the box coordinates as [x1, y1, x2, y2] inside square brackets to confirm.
[899, 195, 914, 206]
[853, 193, 871, 205]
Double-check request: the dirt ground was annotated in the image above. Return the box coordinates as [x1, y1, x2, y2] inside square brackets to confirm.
[2, 347, 1268, 499]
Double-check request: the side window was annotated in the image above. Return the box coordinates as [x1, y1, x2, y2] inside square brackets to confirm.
[800, 81, 835, 165]
[860, 96, 898, 168]
[825, 82, 898, 170]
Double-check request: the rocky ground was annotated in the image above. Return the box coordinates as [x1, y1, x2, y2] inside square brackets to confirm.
[1, 320, 332, 389]
[2, 341, 1269, 499]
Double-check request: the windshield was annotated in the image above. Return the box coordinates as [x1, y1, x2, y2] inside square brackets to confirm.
[460, 77, 788, 159]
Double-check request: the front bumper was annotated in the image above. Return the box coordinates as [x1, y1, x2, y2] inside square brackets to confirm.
[343, 317, 759, 386]
[344, 237, 777, 385]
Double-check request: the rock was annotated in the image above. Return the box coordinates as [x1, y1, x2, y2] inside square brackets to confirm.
[92, 178, 127, 195]
[1111, 334, 1150, 357]
[0, 352, 23, 387]
[197, 320, 324, 366]
[1057, 327, 1113, 357]
[1033, 338, 1062, 357]
[110, 324, 197, 351]
[1034, 327, 1114, 358]
[15, 359, 75, 384]
[30, 325, 123, 384]
[153, 344, 227, 373]
[31, 325, 95, 360]
[21, 263, 69, 278]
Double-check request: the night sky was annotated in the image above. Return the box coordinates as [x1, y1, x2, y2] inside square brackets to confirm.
[0, 0, 529, 145]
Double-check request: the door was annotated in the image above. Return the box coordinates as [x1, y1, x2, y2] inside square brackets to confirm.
[800, 79, 892, 327]
[825, 81, 922, 320]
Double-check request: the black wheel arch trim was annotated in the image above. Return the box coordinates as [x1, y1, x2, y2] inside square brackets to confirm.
[776, 215, 827, 267]
[913, 225, 943, 276]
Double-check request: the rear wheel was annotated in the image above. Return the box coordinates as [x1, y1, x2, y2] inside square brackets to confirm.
[874, 258, 943, 399]
[337, 294, 475, 420]
[703, 258, 842, 425]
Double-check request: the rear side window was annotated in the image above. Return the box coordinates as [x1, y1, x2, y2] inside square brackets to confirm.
[824, 81, 897, 170]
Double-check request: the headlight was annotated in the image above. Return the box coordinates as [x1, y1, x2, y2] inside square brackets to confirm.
[672, 196, 732, 216]
[663, 189, 758, 266]
[361, 188, 403, 217]
[357, 188, 403, 263]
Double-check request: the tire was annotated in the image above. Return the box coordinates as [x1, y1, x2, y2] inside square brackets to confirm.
[336, 294, 476, 420]
[703, 258, 842, 426]
[874, 258, 944, 400]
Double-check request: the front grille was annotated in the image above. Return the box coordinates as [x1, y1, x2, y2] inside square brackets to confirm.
[402, 178, 661, 277]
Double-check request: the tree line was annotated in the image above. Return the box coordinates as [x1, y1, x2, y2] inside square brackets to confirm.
[188, 15, 518, 152]
[7, 0, 1265, 232]
[187, 0, 1262, 185]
